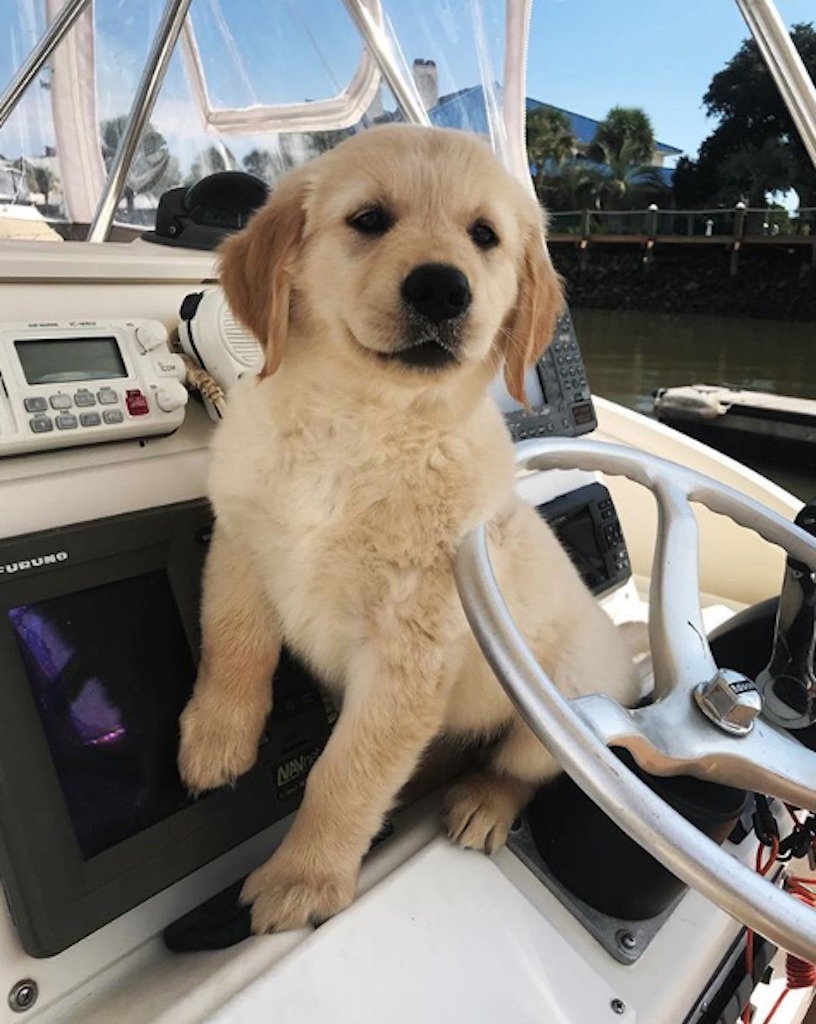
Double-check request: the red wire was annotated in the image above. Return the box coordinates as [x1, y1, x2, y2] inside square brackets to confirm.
[752, 857, 816, 1023]
[762, 987, 789, 1023]
[743, 837, 781, 1024]
[781, 887, 816, 992]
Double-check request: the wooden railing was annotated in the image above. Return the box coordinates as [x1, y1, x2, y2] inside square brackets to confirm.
[548, 204, 816, 246]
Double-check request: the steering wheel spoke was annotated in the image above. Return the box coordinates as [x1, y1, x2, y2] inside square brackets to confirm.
[456, 437, 816, 960]
[650, 476, 717, 696]
[574, 693, 816, 812]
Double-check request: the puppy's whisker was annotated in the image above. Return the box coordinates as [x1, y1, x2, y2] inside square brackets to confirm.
[496, 325, 527, 363]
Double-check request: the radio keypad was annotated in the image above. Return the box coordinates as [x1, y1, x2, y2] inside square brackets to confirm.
[97, 388, 118, 405]
[55, 413, 78, 430]
[80, 412, 101, 427]
[74, 389, 96, 407]
[49, 394, 72, 410]
[29, 416, 53, 433]
[103, 409, 124, 425]
[24, 397, 47, 413]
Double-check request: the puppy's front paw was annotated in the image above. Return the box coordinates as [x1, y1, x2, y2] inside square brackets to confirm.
[241, 855, 357, 933]
[178, 691, 264, 794]
[444, 772, 532, 855]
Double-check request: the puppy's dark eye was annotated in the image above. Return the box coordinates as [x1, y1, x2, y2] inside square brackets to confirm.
[347, 206, 392, 235]
[470, 220, 499, 250]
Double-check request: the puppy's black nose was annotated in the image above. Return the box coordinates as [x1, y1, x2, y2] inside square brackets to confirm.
[401, 263, 471, 323]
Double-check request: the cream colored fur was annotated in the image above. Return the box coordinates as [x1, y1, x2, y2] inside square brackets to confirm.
[178, 125, 639, 933]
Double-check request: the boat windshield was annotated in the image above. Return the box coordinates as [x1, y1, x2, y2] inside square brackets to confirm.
[0, 0, 515, 241]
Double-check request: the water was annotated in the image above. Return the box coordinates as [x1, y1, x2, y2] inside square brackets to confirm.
[572, 308, 816, 500]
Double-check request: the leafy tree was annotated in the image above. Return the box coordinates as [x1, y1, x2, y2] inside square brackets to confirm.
[588, 106, 656, 166]
[719, 137, 795, 207]
[306, 129, 353, 155]
[675, 23, 816, 208]
[672, 154, 716, 208]
[526, 106, 576, 198]
[100, 117, 180, 214]
[186, 144, 238, 187]
[242, 149, 282, 182]
[242, 131, 353, 186]
[242, 136, 306, 183]
[24, 162, 59, 205]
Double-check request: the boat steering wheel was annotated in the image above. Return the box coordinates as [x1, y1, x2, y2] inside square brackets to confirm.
[454, 437, 816, 962]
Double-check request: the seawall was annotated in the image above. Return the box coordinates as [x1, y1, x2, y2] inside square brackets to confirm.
[548, 242, 816, 321]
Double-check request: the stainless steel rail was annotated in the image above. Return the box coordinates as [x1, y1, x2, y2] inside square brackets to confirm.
[341, 0, 431, 127]
[0, 0, 92, 132]
[87, 0, 193, 243]
[736, 0, 816, 171]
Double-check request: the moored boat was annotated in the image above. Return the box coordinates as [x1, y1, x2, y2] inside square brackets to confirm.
[655, 383, 816, 446]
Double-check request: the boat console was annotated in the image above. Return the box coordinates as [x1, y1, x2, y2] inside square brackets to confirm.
[0, 262, 693, 1019]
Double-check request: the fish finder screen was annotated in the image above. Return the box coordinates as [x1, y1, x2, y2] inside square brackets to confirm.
[8, 572, 196, 859]
[549, 507, 607, 592]
[15, 336, 127, 385]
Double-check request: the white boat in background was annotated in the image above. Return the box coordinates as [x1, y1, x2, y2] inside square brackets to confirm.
[0, 204, 62, 241]
[655, 383, 816, 446]
[0, 1, 816, 1023]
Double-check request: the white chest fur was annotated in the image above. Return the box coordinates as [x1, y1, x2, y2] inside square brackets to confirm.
[207, 375, 515, 690]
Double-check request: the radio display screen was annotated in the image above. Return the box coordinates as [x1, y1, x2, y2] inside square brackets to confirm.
[15, 336, 127, 385]
[7, 571, 195, 859]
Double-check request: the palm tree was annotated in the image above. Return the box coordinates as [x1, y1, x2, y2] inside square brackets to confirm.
[593, 139, 667, 209]
[526, 106, 576, 199]
[589, 106, 656, 166]
[100, 117, 179, 214]
[539, 158, 605, 212]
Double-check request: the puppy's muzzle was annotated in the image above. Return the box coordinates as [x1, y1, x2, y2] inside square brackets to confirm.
[389, 263, 471, 370]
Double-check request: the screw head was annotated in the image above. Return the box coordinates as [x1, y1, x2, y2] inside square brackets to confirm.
[616, 929, 637, 951]
[610, 997, 626, 1015]
[8, 979, 38, 1013]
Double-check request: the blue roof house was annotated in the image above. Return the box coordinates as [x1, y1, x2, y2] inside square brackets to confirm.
[428, 85, 682, 187]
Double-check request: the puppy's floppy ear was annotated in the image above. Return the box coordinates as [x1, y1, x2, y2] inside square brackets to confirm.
[502, 227, 564, 406]
[218, 169, 309, 378]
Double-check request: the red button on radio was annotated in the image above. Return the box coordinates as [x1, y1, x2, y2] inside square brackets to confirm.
[125, 389, 149, 416]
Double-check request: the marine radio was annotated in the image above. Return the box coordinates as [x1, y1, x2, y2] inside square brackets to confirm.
[0, 318, 189, 457]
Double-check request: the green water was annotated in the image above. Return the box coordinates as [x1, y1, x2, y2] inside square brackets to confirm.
[573, 308, 816, 500]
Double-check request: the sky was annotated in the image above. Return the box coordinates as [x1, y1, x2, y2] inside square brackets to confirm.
[525, 0, 816, 162]
[1, 0, 814, 173]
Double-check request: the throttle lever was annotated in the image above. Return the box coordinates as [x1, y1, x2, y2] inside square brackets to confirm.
[758, 499, 816, 729]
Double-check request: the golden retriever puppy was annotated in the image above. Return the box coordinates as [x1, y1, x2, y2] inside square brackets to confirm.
[178, 125, 639, 933]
